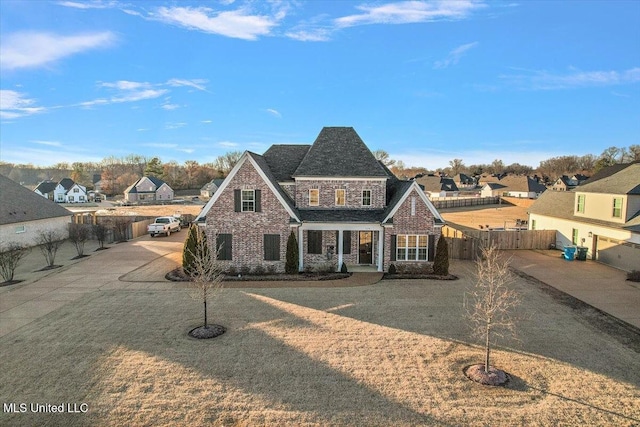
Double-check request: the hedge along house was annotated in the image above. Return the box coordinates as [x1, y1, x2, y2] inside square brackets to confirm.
[196, 127, 445, 273]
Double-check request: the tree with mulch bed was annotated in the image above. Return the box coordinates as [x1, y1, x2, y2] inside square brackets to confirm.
[464, 244, 520, 386]
[0, 243, 30, 285]
[35, 230, 65, 270]
[183, 225, 225, 339]
[93, 223, 110, 250]
[69, 223, 91, 259]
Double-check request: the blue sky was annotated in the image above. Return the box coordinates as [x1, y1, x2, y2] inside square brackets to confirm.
[1, 0, 639, 170]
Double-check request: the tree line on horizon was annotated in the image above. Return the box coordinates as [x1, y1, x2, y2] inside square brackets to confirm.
[1, 144, 638, 195]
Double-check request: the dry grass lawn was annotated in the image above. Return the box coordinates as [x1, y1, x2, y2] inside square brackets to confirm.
[440, 205, 530, 230]
[1, 264, 639, 426]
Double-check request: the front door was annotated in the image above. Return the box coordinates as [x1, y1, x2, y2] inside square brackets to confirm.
[359, 231, 372, 264]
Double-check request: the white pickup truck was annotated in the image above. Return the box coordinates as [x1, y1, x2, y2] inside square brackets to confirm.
[147, 216, 182, 237]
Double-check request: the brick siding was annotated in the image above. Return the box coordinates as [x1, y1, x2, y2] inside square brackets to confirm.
[294, 179, 387, 208]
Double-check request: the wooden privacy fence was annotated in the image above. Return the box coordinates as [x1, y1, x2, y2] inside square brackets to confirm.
[442, 224, 556, 260]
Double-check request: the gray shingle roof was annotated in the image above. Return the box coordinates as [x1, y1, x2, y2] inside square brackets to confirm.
[34, 180, 58, 194]
[1, 174, 71, 226]
[578, 163, 640, 195]
[298, 209, 386, 223]
[292, 127, 388, 178]
[247, 152, 300, 220]
[59, 178, 74, 191]
[263, 144, 311, 182]
[414, 176, 459, 192]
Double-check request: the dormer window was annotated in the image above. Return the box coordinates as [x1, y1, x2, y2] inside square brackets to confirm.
[309, 189, 319, 206]
[335, 189, 345, 206]
[362, 190, 371, 206]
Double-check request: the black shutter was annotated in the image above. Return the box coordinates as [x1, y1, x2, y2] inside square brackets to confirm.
[217, 234, 232, 260]
[255, 190, 261, 212]
[428, 235, 435, 262]
[343, 231, 351, 254]
[390, 234, 396, 261]
[264, 234, 280, 261]
[308, 231, 322, 254]
[234, 190, 241, 212]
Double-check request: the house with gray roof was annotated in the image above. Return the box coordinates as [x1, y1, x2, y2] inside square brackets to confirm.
[529, 162, 640, 271]
[414, 175, 459, 198]
[124, 176, 174, 202]
[1, 175, 72, 246]
[200, 178, 225, 199]
[480, 175, 546, 198]
[34, 178, 88, 203]
[196, 127, 445, 273]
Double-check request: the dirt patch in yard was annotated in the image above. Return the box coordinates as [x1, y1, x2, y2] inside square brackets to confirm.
[440, 205, 530, 230]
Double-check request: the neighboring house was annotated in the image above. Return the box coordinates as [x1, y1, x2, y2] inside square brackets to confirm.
[414, 175, 459, 198]
[453, 173, 476, 188]
[1, 174, 72, 246]
[528, 162, 640, 272]
[552, 175, 574, 191]
[196, 127, 445, 273]
[480, 176, 546, 199]
[124, 176, 174, 202]
[34, 178, 88, 203]
[200, 178, 225, 199]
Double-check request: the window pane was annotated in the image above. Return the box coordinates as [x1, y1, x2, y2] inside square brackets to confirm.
[241, 190, 255, 212]
[408, 248, 417, 260]
[418, 235, 427, 247]
[309, 189, 319, 206]
[397, 248, 407, 260]
[418, 248, 427, 260]
[362, 190, 371, 206]
[397, 235, 406, 247]
[336, 189, 345, 206]
[408, 235, 417, 247]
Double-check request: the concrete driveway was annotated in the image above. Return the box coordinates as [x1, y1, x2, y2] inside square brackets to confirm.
[506, 249, 640, 329]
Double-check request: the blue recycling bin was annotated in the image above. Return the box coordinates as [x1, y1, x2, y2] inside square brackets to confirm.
[563, 246, 577, 261]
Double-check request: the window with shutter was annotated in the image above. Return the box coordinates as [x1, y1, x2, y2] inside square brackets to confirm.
[216, 234, 232, 260]
[264, 234, 280, 261]
[308, 230, 322, 254]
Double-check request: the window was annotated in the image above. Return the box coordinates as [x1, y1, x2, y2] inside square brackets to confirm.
[216, 234, 232, 260]
[572, 229, 579, 245]
[531, 219, 536, 230]
[309, 189, 319, 206]
[73, 188, 79, 193]
[335, 189, 345, 206]
[15, 225, 25, 234]
[396, 235, 428, 261]
[308, 230, 323, 254]
[242, 190, 255, 212]
[362, 190, 371, 206]
[613, 198, 623, 218]
[577, 194, 585, 213]
[411, 197, 416, 216]
[264, 234, 280, 261]
[234, 189, 261, 212]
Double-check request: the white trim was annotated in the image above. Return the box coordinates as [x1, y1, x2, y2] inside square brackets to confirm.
[196, 152, 300, 222]
[337, 229, 343, 269]
[377, 230, 384, 272]
[298, 226, 304, 271]
[294, 176, 388, 182]
[241, 189, 256, 212]
[382, 181, 445, 224]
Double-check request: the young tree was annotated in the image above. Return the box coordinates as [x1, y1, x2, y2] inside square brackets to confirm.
[93, 223, 109, 249]
[113, 218, 131, 242]
[465, 244, 520, 385]
[186, 226, 225, 339]
[432, 234, 449, 276]
[69, 223, 90, 257]
[285, 231, 299, 274]
[0, 243, 30, 283]
[35, 230, 65, 268]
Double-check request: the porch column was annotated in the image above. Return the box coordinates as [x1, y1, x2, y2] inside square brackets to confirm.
[337, 229, 343, 272]
[377, 229, 384, 272]
[298, 227, 304, 272]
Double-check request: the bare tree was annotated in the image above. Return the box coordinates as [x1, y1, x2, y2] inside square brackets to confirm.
[113, 218, 132, 242]
[449, 158, 465, 176]
[465, 244, 520, 384]
[0, 243, 31, 283]
[35, 230, 66, 268]
[186, 226, 225, 338]
[68, 223, 90, 257]
[93, 223, 109, 249]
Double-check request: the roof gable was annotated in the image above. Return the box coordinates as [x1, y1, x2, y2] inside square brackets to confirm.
[59, 178, 75, 190]
[34, 180, 59, 194]
[292, 127, 388, 178]
[1, 175, 71, 225]
[578, 163, 640, 195]
[383, 181, 444, 225]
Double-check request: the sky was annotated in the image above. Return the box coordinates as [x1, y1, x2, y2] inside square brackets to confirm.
[1, 0, 639, 170]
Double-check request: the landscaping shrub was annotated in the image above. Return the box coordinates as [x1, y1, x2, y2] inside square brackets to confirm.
[0, 243, 30, 283]
[627, 270, 640, 282]
[285, 231, 299, 274]
[340, 262, 348, 273]
[252, 265, 266, 276]
[388, 263, 397, 274]
[266, 264, 277, 275]
[433, 235, 449, 276]
[183, 224, 210, 275]
[239, 265, 251, 276]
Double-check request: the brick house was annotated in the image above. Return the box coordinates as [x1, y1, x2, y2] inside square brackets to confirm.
[124, 176, 174, 202]
[196, 127, 445, 273]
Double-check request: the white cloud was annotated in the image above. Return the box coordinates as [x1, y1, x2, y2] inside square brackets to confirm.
[165, 122, 187, 130]
[201, 120, 212, 124]
[335, 0, 485, 28]
[266, 108, 282, 118]
[152, 6, 280, 40]
[433, 41, 479, 69]
[32, 140, 62, 147]
[177, 148, 195, 153]
[166, 78, 209, 91]
[0, 147, 102, 165]
[219, 141, 239, 147]
[0, 31, 116, 70]
[285, 28, 332, 42]
[0, 90, 46, 119]
[56, 0, 119, 9]
[111, 89, 168, 103]
[501, 67, 640, 90]
[162, 103, 180, 110]
[101, 80, 151, 90]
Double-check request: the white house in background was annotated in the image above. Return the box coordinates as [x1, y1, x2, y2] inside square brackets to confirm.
[414, 175, 459, 198]
[124, 176, 174, 202]
[1, 174, 72, 246]
[480, 175, 546, 199]
[528, 162, 640, 272]
[200, 178, 225, 199]
[34, 178, 88, 203]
